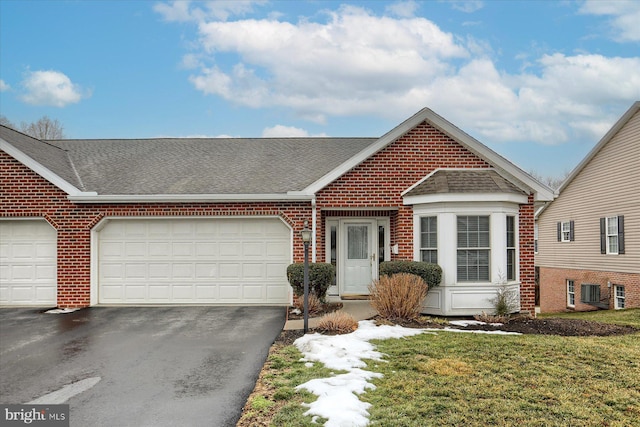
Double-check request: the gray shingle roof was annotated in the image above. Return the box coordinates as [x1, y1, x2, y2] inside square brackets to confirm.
[405, 169, 527, 196]
[45, 137, 377, 195]
[0, 125, 84, 190]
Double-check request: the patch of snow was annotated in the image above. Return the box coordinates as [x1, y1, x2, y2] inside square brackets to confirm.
[45, 307, 80, 314]
[429, 327, 521, 336]
[293, 320, 520, 426]
[449, 320, 504, 327]
[291, 308, 302, 315]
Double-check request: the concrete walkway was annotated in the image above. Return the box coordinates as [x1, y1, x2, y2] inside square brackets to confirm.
[284, 300, 377, 330]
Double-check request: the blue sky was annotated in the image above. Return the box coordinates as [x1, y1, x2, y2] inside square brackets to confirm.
[1, 1, 639, 178]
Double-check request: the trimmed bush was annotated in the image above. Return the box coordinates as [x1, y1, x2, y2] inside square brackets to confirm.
[369, 273, 429, 321]
[286, 262, 335, 300]
[317, 311, 358, 334]
[379, 260, 442, 288]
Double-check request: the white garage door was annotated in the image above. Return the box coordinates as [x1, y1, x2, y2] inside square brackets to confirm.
[98, 218, 292, 304]
[0, 220, 57, 306]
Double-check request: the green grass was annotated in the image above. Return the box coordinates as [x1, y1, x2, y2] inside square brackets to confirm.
[539, 308, 640, 328]
[238, 311, 640, 427]
[365, 332, 640, 426]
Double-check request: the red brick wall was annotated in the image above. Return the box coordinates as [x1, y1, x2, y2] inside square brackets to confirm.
[1, 152, 312, 307]
[314, 121, 537, 313]
[316, 122, 490, 260]
[539, 266, 640, 313]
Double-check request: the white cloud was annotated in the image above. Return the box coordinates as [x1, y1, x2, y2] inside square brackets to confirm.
[385, 1, 419, 18]
[20, 70, 88, 107]
[579, 0, 640, 42]
[446, 1, 485, 13]
[161, 3, 639, 146]
[154, 0, 266, 22]
[0, 79, 10, 91]
[261, 125, 327, 138]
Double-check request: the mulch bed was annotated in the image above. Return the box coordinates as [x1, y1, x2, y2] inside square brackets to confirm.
[279, 313, 638, 344]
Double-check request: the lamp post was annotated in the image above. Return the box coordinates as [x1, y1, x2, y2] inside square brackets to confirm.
[300, 220, 312, 333]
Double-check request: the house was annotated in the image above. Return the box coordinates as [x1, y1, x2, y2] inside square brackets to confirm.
[0, 108, 553, 315]
[536, 101, 640, 312]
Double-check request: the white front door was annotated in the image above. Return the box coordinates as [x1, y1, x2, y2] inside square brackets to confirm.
[341, 220, 376, 295]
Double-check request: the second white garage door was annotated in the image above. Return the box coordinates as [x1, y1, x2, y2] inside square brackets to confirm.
[98, 217, 291, 304]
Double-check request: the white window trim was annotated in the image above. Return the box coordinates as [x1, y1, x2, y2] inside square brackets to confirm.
[534, 223, 538, 254]
[614, 285, 625, 310]
[561, 221, 571, 242]
[567, 279, 575, 308]
[606, 216, 619, 255]
[412, 202, 520, 287]
[419, 216, 438, 264]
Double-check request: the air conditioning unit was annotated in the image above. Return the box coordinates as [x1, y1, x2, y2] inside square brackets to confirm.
[581, 284, 604, 307]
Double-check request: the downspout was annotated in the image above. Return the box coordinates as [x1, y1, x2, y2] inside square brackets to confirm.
[311, 197, 317, 262]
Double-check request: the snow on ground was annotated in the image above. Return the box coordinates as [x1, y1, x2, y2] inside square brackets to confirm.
[449, 319, 503, 327]
[294, 320, 521, 427]
[45, 307, 80, 314]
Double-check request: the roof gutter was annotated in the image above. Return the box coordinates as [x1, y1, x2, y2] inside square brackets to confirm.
[67, 193, 315, 204]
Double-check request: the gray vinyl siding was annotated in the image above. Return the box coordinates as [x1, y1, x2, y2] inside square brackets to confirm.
[536, 110, 640, 274]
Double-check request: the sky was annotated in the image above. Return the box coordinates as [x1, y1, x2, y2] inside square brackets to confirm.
[1, 0, 639, 177]
[294, 320, 520, 426]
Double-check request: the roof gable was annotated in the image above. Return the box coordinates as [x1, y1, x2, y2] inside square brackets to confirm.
[404, 169, 526, 197]
[298, 108, 554, 202]
[0, 125, 87, 195]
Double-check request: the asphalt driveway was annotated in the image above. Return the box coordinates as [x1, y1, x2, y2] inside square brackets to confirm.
[0, 306, 286, 426]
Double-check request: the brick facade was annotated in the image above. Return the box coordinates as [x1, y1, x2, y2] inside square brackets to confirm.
[2, 120, 538, 311]
[1, 151, 312, 307]
[315, 122, 537, 313]
[539, 266, 640, 313]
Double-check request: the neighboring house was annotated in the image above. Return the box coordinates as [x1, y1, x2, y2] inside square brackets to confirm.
[0, 108, 553, 315]
[536, 102, 640, 312]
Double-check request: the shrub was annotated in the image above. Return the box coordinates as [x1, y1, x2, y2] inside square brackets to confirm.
[369, 273, 428, 321]
[317, 311, 358, 334]
[286, 262, 335, 300]
[379, 260, 442, 288]
[293, 293, 322, 315]
[491, 285, 520, 316]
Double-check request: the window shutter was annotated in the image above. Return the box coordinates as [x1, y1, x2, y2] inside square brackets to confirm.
[569, 220, 575, 241]
[557, 222, 562, 242]
[600, 217, 606, 254]
[618, 216, 625, 254]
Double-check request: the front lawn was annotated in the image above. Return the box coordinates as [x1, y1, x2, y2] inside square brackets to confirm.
[237, 310, 640, 426]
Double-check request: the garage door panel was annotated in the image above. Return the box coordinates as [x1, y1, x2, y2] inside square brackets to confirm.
[219, 263, 240, 278]
[195, 242, 218, 257]
[195, 263, 217, 278]
[243, 242, 264, 257]
[195, 285, 217, 299]
[0, 220, 57, 306]
[243, 285, 263, 300]
[219, 285, 241, 300]
[242, 263, 264, 278]
[98, 218, 291, 304]
[219, 242, 240, 256]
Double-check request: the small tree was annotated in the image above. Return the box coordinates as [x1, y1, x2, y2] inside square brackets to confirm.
[0, 115, 66, 139]
[20, 116, 65, 139]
